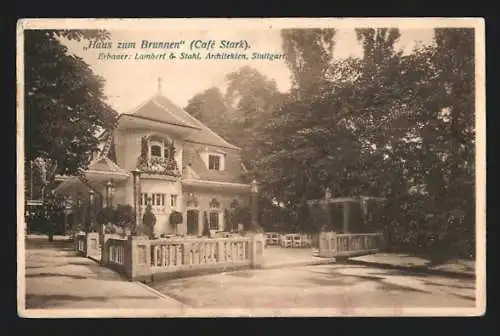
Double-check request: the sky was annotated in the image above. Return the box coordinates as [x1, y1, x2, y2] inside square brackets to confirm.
[62, 28, 435, 112]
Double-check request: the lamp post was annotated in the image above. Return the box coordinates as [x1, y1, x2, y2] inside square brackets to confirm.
[106, 180, 115, 208]
[131, 169, 142, 235]
[76, 192, 82, 231]
[324, 187, 332, 232]
[89, 190, 95, 232]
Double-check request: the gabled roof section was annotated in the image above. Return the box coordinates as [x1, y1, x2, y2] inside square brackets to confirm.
[125, 94, 201, 130]
[182, 142, 247, 184]
[124, 93, 240, 150]
[87, 156, 126, 173]
[183, 165, 200, 179]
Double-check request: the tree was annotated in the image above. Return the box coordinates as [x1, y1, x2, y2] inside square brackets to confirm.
[184, 87, 232, 141]
[184, 66, 283, 171]
[142, 203, 156, 238]
[281, 28, 336, 98]
[115, 204, 135, 235]
[223, 66, 284, 170]
[24, 30, 118, 178]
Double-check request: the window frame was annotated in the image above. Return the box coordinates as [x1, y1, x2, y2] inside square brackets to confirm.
[170, 194, 178, 208]
[209, 211, 220, 230]
[208, 154, 222, 171]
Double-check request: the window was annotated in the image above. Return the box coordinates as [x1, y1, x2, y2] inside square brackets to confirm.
[140, 193, 149, 206]
[209, 212, 219, 230]
[151, 193, 166, 206]
[208, 155, 221, 170]
[151, 145, 162, 157]
[170, 194, 178, 207]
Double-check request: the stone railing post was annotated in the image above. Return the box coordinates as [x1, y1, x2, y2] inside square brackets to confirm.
[125, 235, 151, 281]
[319, 231, 336, 258]
[100, 233, 113, 266]
[216, 240, 225, 263]
[377, 231, 385, 251]
[85, 232, 100, 259]
[182, 241, 192, 265]
[250, 233, 264, 268]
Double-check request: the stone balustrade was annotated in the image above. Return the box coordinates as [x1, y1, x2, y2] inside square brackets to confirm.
[74, 232, 265, 282]
[319, 232, 383, 258]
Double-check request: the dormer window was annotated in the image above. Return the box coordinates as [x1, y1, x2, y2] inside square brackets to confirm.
[199, 148, 225, 171]
[208, 154, 221, 171]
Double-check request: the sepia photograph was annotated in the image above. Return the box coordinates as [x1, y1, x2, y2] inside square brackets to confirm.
[17, 18, 485, 317]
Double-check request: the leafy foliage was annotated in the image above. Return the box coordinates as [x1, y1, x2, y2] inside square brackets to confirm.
[96, 207, 116, 225]
[169, 211, 183, 225]
[24, 30, 118, 177]
[142, 203, 156, 236]
[182, 28, 476, 260]
[115, 204, 135, 229]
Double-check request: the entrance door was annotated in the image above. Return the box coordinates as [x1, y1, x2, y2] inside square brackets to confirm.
[186, 210, 199, 235]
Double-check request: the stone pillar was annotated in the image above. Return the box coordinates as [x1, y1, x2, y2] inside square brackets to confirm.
[323, 187, 332, 232]
[131, 169, 142, 235]
[125, 235, 151, 281]
[343, 202, 350, 234]
[250, 233, 264, 268]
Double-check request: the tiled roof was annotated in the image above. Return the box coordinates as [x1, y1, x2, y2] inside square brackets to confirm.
[182, 142, 247, 184]
[127, 94, 239, 150]
[88, 157, 127, 173]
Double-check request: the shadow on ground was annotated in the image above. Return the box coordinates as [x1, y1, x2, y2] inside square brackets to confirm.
[25, 294, 153, 309]
[25, 239, 73, 250]
[307, 269, 428, 294]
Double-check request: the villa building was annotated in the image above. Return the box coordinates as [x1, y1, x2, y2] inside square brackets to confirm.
[54, 84, 252, 236]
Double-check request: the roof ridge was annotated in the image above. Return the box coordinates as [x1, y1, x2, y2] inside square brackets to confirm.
[151, 98, 197, 127]
[126, 95, 157, 115]
[156, 94, 240, 150]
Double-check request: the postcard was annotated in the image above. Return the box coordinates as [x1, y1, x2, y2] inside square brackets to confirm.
[17, 18, 485, 318]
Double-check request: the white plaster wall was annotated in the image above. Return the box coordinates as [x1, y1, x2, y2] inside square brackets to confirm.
[141, 178, 183, 235]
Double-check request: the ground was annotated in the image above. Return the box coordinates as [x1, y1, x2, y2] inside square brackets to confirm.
[23, 237, 185, 310]
[22, 236, 477, 315]
[151, 264, 475, 309]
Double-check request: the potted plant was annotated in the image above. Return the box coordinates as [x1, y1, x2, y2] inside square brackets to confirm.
[142, 203, 156, 239]
[96, 207, 116, 233]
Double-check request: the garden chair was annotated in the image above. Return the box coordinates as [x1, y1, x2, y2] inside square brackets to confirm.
[281, 234, 293, 248]
[292, 234, 302, 248]
[271, 233, 281, 246]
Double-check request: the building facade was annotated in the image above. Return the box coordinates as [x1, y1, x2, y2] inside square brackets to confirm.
[55, 87, 252, 236]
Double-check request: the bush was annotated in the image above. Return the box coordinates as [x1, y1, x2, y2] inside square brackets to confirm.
[96, 207, 116, 226]
[169, 211, 183, 226]
[142, 204, 156, 237]
[115, 204, 135, 230]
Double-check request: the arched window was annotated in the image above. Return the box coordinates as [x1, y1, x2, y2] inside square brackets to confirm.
[209, 198, 222, 231]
